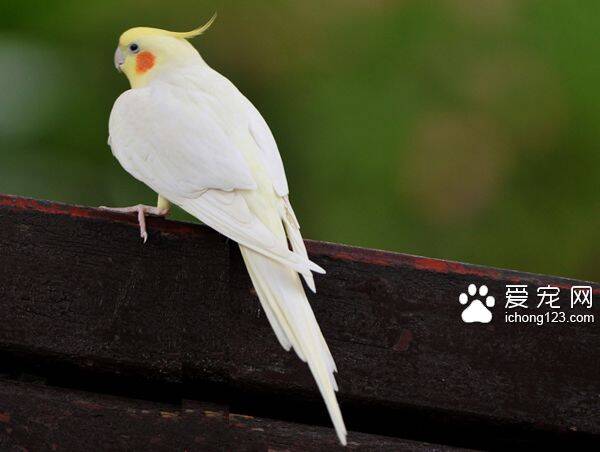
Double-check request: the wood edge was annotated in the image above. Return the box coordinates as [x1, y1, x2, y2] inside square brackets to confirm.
[1, 193, 597, 289]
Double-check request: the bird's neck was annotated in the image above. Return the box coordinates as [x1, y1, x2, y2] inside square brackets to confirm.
[128, 54, 209, 89]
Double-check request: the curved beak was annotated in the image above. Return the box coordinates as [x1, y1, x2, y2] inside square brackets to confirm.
[114, 47, 125, 72]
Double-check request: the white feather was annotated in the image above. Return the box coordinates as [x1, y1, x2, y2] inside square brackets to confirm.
[109, 56, 346, 445]
[240, 246, 346, 444]
[109, 81, 256, 197]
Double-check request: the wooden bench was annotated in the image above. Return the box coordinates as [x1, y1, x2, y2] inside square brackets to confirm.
[0, 194, 597, 450]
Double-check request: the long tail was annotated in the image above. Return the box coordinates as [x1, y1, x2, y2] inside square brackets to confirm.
[240, 245, 347, 445]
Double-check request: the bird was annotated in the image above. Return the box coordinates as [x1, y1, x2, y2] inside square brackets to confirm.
[102, 14, 347, 445]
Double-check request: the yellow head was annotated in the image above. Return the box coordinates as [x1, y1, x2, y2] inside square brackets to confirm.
[114, 13, 216, 88]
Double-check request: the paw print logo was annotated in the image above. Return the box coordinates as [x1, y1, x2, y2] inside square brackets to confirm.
[459, 284, 495, 323]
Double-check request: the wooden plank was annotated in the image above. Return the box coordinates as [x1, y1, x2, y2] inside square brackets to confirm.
[0, 379, 456, 451]
[0, 194, 598, 448]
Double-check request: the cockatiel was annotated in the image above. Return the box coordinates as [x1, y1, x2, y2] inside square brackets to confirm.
[103, 14, 347, 445]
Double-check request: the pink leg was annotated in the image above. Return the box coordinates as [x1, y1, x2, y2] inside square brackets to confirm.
[99, 204, 169, 243]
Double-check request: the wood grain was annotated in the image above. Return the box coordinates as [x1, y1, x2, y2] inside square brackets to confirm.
[0, 194, 598, 449]
[0, 379, 459, 451]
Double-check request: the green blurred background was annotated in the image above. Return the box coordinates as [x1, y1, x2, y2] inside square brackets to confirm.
[0, 0, 598, 281]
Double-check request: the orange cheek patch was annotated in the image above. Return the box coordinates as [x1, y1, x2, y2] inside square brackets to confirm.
[136, 51, 155, 74]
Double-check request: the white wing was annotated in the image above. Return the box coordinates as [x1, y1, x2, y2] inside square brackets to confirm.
[109, 83, 256, 199]
[109, 81, 323, 279]
[180, 190, 324, 282]
[246, 101, 289, 196]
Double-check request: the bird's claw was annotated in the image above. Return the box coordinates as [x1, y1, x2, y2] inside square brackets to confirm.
[98, 204, 169, 243]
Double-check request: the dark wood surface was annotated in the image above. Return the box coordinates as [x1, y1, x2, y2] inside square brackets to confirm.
[0, 379, 457, 451]
[0, 194, 598, 450]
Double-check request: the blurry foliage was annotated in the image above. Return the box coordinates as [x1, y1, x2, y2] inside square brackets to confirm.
[0, 0, 597, 280]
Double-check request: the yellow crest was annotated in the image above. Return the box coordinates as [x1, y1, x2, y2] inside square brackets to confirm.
[119, 13, 217, 45]
[166, 12, 217, 39]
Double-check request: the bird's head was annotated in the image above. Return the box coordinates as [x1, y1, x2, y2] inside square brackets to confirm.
[114, 13, 216, 88]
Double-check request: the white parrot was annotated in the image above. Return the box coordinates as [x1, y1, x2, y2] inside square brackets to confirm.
[102, 14, 347, 445]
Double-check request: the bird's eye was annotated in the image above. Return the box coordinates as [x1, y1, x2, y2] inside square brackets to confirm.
[129, 43, 140, 53]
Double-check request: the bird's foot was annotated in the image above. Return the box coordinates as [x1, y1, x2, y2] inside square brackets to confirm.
[99, 204, 170, 243]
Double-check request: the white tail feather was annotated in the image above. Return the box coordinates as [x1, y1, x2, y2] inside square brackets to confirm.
[240, 245, 347, 445]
